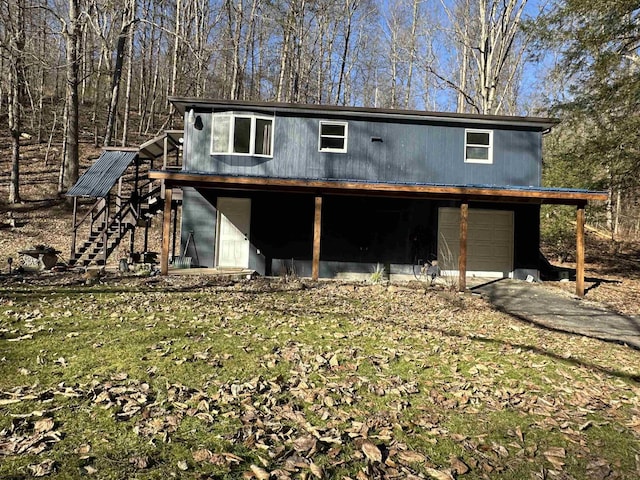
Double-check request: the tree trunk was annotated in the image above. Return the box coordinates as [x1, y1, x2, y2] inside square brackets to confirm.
[335, 0, 356, 106]
[104, 5, 134, 147]
[168, 0, 182, 123]
[7, 0, 26, 203]
[121, 0, 136, 147]
[405, 0, 419, 108]
[61, 0, 80, 193]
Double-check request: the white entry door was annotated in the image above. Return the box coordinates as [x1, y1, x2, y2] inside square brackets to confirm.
[216, 197, 251, 268]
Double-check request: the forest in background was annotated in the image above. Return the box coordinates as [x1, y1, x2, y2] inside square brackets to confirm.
[1, 0, 639, 243]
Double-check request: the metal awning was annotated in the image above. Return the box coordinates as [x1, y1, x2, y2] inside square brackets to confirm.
[139, 130, 183, 160]
[67, 150, 138, 198]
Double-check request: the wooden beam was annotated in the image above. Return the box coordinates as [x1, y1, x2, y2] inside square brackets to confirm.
[458, 202, 468, 292]
[312, 196, 322, 280]
[149, 171, 608, 204]
[576, 205, 585, 297]
[103, 146, 138, 152]
[70, 197, 78, 260]
[161, 188, 173, 275]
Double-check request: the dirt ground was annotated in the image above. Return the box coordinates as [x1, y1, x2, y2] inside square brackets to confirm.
[1, 139, 638, 317]
[0, 140, 163, 267]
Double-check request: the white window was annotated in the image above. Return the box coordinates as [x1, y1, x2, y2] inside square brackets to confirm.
[319, 121, 348, 153]
[211, 113, 273, 157]
[465, 129, 493, 164]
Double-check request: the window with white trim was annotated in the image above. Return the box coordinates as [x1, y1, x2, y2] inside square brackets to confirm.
[464, 129, 493, 164]
[211, 113, 273, 157]
[319, 121, 348, 153]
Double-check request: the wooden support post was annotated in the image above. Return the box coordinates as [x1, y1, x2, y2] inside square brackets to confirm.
[103, 194, 110, 266]
[70, 197, 78, 260]
[163, 135, 168, 169]
[116, 177, 123, 209]
[171, 206, 178, 260]
[576, 205, 585, 297]
[312, 196, 322, 281]
[161, 136, 169, 199]
[161, 188, 173, 275]
[458, 202, 468, 292]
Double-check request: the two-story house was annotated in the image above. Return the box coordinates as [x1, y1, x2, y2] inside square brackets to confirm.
[145, 98, 605, 295]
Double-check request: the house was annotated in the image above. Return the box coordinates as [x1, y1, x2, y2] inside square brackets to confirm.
[144, 98, 608, 295]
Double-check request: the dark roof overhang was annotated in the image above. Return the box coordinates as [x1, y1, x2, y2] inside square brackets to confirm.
[168, 97, 558, 131]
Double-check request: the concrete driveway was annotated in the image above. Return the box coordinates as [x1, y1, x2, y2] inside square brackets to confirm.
[471, 279, 640, 350]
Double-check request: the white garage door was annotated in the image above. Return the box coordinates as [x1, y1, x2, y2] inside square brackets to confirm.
[438, 207, 514, 277]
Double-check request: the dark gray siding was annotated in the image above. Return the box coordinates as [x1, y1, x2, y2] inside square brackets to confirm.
[183, 111, 542, 187]
[181, 187, 217, 267]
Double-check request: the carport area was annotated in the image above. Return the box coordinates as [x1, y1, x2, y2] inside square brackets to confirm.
[150, 170, 607, 297]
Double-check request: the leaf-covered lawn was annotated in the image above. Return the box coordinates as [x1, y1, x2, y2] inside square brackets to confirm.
[1, 275, 639, 479]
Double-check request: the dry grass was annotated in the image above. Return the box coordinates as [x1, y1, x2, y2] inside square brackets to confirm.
[1, 277, 639, 479]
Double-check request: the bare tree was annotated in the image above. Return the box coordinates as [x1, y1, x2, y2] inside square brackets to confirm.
[121, 0, 136, 146]
[434, 0, 528, 114]
[104, 0, 137, 146]
[1, 0, 26, 203]
[60, 0, 81, 193]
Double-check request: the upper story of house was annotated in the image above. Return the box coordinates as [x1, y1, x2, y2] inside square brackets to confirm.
[170, 98, 557, 188]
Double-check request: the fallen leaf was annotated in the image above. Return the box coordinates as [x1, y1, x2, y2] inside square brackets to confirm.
[425, 466, 454, 480]
[397, 450, 426, 464]
[177, 460, 188, 471]
[250, 464, 270, 480]
[356, 471, 369, 480]
[129, 456, 149, 469]
[543, 446, 566, 459]
[34, 417, 54, 433]
[28, 459, 55, 477]
[309, 461, 323, 478]
[361, 440, 382, 463]
[193, 449, 213, 462]
[579, 421, 593, 431]
[515, 426, 524, 443]
[83, 465, 98, 475]
[450, 457, 469, 475]
[293, 434, 317, 453]
[77, 444, 91, 455]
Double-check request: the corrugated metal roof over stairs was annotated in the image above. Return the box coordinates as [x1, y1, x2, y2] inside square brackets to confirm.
[67, 149, 138, 198]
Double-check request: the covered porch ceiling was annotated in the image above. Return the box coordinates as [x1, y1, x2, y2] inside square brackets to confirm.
[149, 171, 607, 206]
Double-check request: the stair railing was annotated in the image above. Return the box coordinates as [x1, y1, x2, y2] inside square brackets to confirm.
[71, 197, 108, 261]
[70, 177, 163, 266]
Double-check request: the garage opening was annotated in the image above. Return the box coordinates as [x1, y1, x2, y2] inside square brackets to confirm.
[438, 207, 514, 278]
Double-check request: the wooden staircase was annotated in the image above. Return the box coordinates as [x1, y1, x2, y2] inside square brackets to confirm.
[69, 181, 163, 267]
[68, 133, 183, 268]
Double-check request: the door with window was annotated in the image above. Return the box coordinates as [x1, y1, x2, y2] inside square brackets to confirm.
[216, 197, 251, 268]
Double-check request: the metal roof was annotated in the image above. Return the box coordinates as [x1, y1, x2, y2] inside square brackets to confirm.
[67, 150, 137, 198]
[139, 130, 183, 160]
[169, 97, 558, 131]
